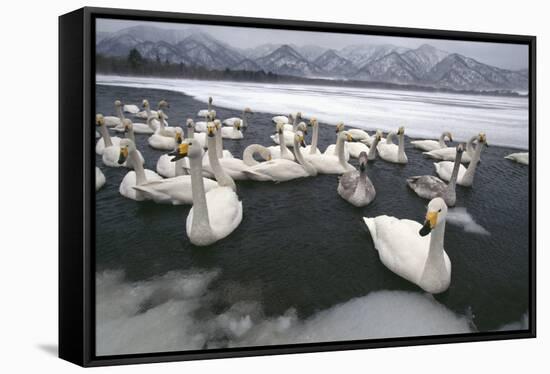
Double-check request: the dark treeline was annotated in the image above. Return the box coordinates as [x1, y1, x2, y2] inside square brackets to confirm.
[95, 49, 525, 98]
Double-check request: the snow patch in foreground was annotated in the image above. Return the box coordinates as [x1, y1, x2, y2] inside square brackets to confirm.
[446, 207, 490, 235]
[96, 269, 477, 355]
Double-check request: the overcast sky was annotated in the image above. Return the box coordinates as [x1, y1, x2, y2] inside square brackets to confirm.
[97, 19, 528, 70]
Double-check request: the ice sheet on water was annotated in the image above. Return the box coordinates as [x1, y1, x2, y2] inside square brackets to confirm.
[97, 75, 529, 149]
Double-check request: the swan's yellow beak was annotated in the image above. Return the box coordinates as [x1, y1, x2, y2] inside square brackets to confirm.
[170, 143, 188, 161]
[175, 132, 183, 144]
[419, 211, 438, 236]
[346, 133, 354, 142]
[207, 126, 215, 137]
[118, 147, 129, 165]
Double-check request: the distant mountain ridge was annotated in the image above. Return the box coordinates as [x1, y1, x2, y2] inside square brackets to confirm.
[96, 25, 528, 92]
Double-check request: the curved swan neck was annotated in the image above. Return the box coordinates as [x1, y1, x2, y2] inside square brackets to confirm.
[448, 150, 463, 191]
[438, 132, 450, 148]
[188, 126, 195, 139]
[116, 106, 125, 122]
[242, 110, 248, 127]
[368, 137, 380, 159]
[208, 135, 236, 191]
[189, 150, 212, 236]
[337, 136, 347, 168]
[130, 149, 146, 185]
[422, 219, 448, 281]
[99, 125, 112, 148]
[126, 127, 135, 143]
[294, 139, 316, 176]
[310, 123, 319, 154]
[278, 131, 291, 158]
[243, 144, 262, 166]
[385, 132, 396, 145]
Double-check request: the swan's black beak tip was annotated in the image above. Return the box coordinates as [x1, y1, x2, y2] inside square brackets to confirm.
[419, 221, 432, 237]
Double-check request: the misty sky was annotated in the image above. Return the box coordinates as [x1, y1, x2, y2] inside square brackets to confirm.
[97, 19, 528, 70]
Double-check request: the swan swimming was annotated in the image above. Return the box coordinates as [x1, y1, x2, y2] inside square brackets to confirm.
[123, 103, 140, 114]
[117, 139, 163, 200]
[96, 114, 138, 168]
[363, 197, 451, 294]
[103, 100, 124, 127]
[304, 131, 355, 174]
[434, 133, 488, 187]
[155, 131, 188, 178]
[303, 118, 322, 155]
[221, 119, 244, 139]
[324, 122, 350, 161]
[148, 117, 184, 151]
[338, 152, 376, 207]
[407, 144, 464, 207]
[411, 131, 453, 152]
[223, 108, 253, 129]
[197, 96, 216, 118]
[171, 138, 242, 246]
[505, 152, 528, 165]
[135, 99, 169, 121]
[270, 121, 307, 147]
[424, 135, 477, 163]
[377, 126, 408, 164]
[244, 132, 316, 182]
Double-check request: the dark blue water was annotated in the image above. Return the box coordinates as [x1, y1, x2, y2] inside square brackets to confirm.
[95, 84, 529, 336]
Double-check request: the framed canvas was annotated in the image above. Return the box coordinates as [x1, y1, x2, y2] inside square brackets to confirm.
[59, 6, 536, 367]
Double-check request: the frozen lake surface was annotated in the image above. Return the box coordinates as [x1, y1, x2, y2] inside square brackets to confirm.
[97, 75, 529, 150]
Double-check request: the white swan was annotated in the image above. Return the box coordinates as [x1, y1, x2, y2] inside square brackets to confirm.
[242, 144, 273, 166]
[303, 117, 322, 155]
[338, 152, 376, 207]
[272, 115, 289, 124]
[117, 139, 163, 200]
[103, 100, 123, 127]
[197, 96, 216, 118]
[123, 104, 140, 114]
[112, 116, 155, 135]
[148, 117, 184, 151]
[347, 128, 371, 142]
[282, 112, 302, 132]
[407, 144, 464, 207]
[377, 126, 408, 164]
[223, 107, 253, 128]
[221, 119, 244, 139]
[155, 111, 179, 137]
[411, 131, 453, 152]
[434, 133, 488, 187]
[171, 139, 242, 246]
[304, 131, 355, 174]
[244, 132, 316, 182]
[95, 114, 122, 155]
[363, 197, 451, 294]
[505, 152, 528, 165]
[96, 167, 106, 191]
[267, 123, 296, 160]
[156, 131, 187, 178]
[135, 99, 169, 120]
[324, 122, 350, 161]
[424, 135, 477, 163]
[212, 120, 233, 159]
[270, 122, 307, 147]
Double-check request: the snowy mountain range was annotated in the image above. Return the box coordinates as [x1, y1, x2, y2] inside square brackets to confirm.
[96, 25, 528, 92]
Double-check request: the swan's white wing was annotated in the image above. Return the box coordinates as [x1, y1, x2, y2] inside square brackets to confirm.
[133, 176, 217, 205]
[304, 154, 353, 174]
[206, 187, 243, 240]
[411, 140, 441, 152]
[272, 115, 288, 124]
[123, 104, 140, 114]
[156, 154, 176, 178]
[303, 145, 321, 155]
[119, 170, 162, 200]
[348, 129, 370, 141]
[434, 162, 466, 182]
[425, 148, 471, 163]
[347, 142, 369, 158]
[406, 175, 447, 200]
[148, 134, 176, 151]
[223, 117, 240, 126]
[363, 216, 430, 284]
[243, 159, 307, 182]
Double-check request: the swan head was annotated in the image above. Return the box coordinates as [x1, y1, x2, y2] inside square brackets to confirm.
[117, 139, 136, 165]
[375, 130, 383, 141]
[341, 131, 355, 142]
[276, 123, 284, 134]
[456, 143, 464, 154]
[207, 123, 217, 137]
[213, 119, 222, 129]
[444, 131, 453, 142]
[296, 112, 302, 120]
[158, 100, 169, 109]
[358, 151, 368, 171]
[234, 119, 242, 130]
[297, 122, 308, 134]
[294, 131, 306, 147]
[142, 99, 149, 108]
[114, 100, 122, 107]
[186, 118, 195, 128]
[397, 126, 405, 135]
[478, 132, 488, 146]
[244, 107, 253, 114]
[175, 128, 183, 144]
[419, 198, 448, 237]
[336, 122, 345, 133]
[308, 117, 318, 127]
[208, 96, 213, 104]
[95, 114, 105, 127]
[122, 118, 133, 132]
[259, 147, 272, 161]
[170, 139, 200, 161]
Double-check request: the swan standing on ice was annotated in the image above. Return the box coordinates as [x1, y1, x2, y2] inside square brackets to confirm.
[244, 132, 316, 182]
[197, 96, 216, 118]
[267, 123, 296, 160]
[170, 139, 243, 246]
[434, 133, 488, 187]
[103, 100, 124, 127]
[95, 167, 106, 191]
[221, 119, 244, 139]
[377, 126, 408, 164]
[363, 197, 451, 294]
[424, 135, 476, 163]
[338, 152, 376, 207]
[156, 131, 188, 178]
[117, 139, 163, 200]
[304, 118, 322, 155]
[324, 122, 350, 161]
[407, 144, 464, 207]
[411, 131, 453, 152]
[304, 131, 356, 174]
[505, 152, 528, 165]
[223, 108, 253, 129]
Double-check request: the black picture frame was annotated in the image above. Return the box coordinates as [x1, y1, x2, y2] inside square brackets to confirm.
[59, 6, 537, 367]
